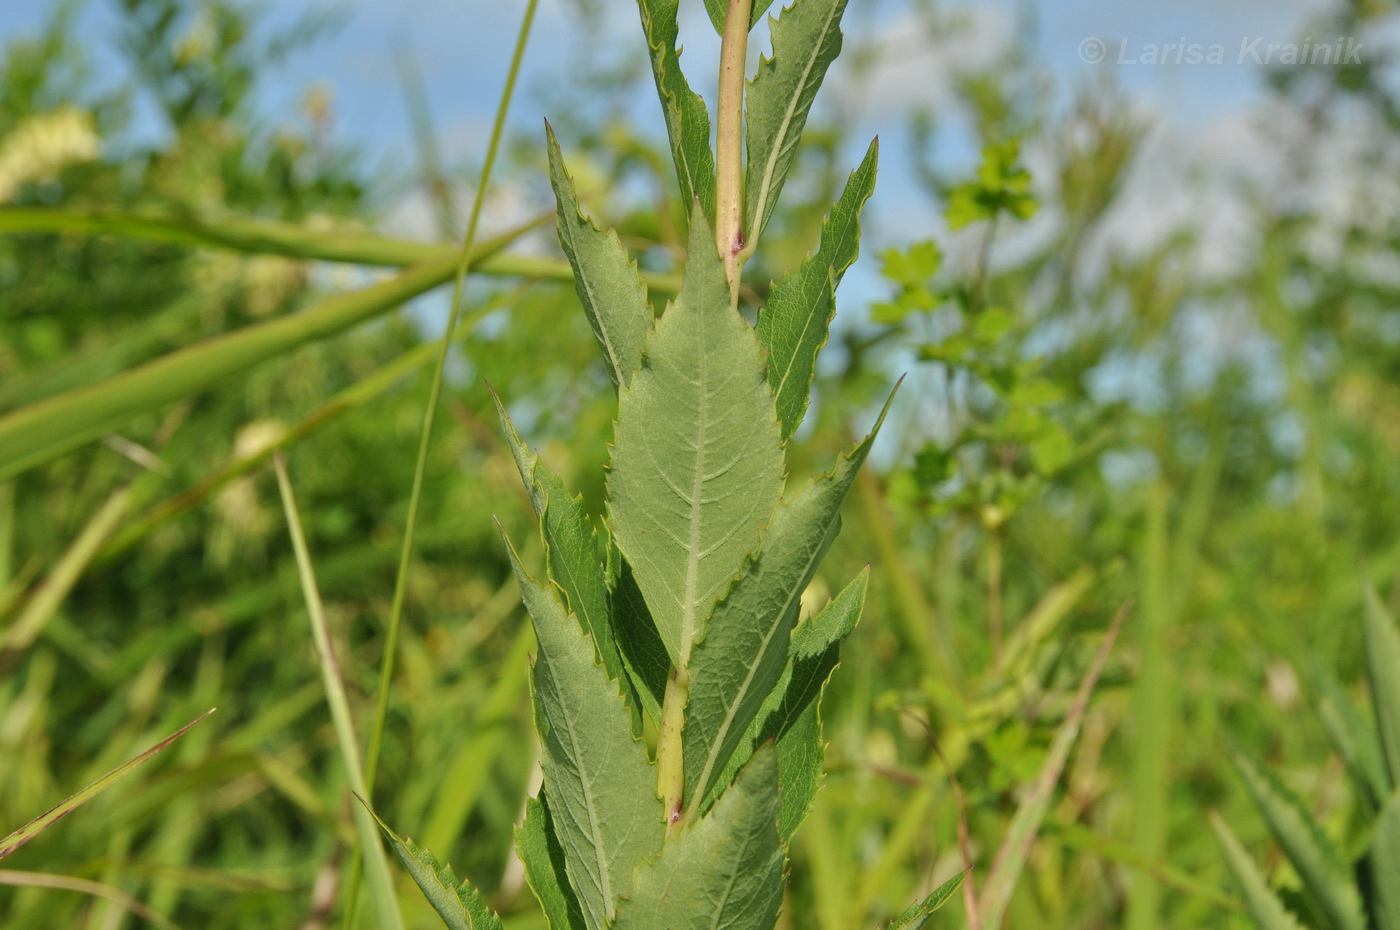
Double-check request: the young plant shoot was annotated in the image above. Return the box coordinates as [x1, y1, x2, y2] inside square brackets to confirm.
[375, 1, 962, 928]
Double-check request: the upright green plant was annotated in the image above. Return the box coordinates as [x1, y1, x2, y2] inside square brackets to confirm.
[1214, 585, 1400, 930]
[374, 1, 960, 927]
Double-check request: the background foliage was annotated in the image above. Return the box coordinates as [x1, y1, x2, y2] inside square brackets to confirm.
[2, 0, 1400, 927]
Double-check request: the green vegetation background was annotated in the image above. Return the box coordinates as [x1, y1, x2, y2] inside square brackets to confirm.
[2, 0, 1398, 927]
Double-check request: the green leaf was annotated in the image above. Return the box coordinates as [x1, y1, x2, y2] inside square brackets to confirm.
[701, 0, 776, 33]
[881, 241, 942, 289]
[758, 138, 878, 441]
[1232, 752, 1365, 930]
[363, 804, 504, 930]
[608, 205, 785, 669]
[613, 744, 785, 930]
[683, 398, 889, 813]
[637, 0, 717, 222]
[1365, 584, 1400, 791]
[1209, 812, 1306, 930]
[1374, 791, 1400, 930]
[494, 394, 627, 696]
[712, 568, 869, 837]
[945, 139, 1039, 230]
[516, 793, 588, 930]
[745, 0, 850, 248]
[501, 529, 664, 930]
[545, 124, 652, 389]
[1314, 663, 1389, 811]
[608, 545, 670, 724]
[888, 870, 967, 929]
[0, 709, 212, 860]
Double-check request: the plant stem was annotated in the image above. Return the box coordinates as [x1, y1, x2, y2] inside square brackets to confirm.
[347, 0, 539, 923]
[657, 666, 690, 836]
[715, 0, 752, 306]
[987, 525, 1003, 666]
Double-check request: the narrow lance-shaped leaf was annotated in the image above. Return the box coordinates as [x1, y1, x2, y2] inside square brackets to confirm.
[1209, 812, 1306, 930]
[0, 709, 213, 860]
[701, 0, 777, 33]
[1232, 751, 1365, 930]
[516, 793, 588, 930]
[710, 568, 869, 837]
[1314, 661, 1389, 812]
[758, 138, 877, 440]
[607, 543, 670, 723]
[545, 124, 652, 388]
[608, 204, 784, 669]
[1365, 584, 1400, 790]
[1374, 791, 1400, 930]
[494, 393, 627, 695]
[888, 870, 968, 930]
[636, 0, 716, 222]
[360, 801, 504, 930]
[745, 0, 850, 248]
[612, 744, 785, 930]
[500, 527, 664, 930]
[683, 391, 893, 814]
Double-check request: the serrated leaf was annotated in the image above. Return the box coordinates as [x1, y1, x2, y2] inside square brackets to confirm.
[711, 569, 869, 835]
[1209, 812, 1306, 930]
[545, 125, 652, 388]
[683, 397, 889, 813]
[1232, 752, 1365, 930]
[745, 0, 849, 248]
[608, 545, 670, 723]
[1314, 663, 1389, 812]
[1374, 791, 1400, 930]
[701, 0, 777, 33]
[608, 205, 785, 669]
[637, 0, 716, 222]
[758, 138, 878, 441]
[501, 529, 664, 930]
[613, 744, 785, 930]
[362, 804, 504, 930]
[889, 870, 967, 929]
[517, 793, 588, 930]
[1364, 585, 1400, 791]
[494, 394, 628, 703]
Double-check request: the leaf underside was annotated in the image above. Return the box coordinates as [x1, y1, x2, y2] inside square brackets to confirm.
[608, 206, 785, 670]
[889, 870, 968, 929]
[517, 792, 588, 930]
[637, 0, 717, 223]
[612, 743, 785, 930]
[366, 805, 504, 930]
[502, 531, 664, 930]
[702, 0, 776, 33]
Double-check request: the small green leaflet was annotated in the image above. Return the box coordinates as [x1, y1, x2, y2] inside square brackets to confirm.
[501, 529, 664, 930]
[636, 0, 716, 222]
[608, 206, 784, 669]
[745, 0, 850, 249]
[361, 802, 503, 930]
[1364, 585, 1400, 790]
[1209, 812, 1305, 930]
[545, 123, 651, 389]
[1374, 791, 1400, 930]
[701, 0, 776, 33]
[1232, 751, 1365, 930]
[516, 793, 587, 930]
[888, 870, 967, 929]
[493, 392, 628, 701]
[683, 394, 890, 813]
[758, 138, 877, 441]
[612, 744, 785, 930]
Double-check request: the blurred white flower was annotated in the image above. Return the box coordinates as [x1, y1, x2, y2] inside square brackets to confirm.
[0, 107, 100, 204]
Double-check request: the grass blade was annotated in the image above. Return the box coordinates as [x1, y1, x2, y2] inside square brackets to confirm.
[0, 869, 181, 930]
[0, 708, 213, 860]
[272, 453, 405, 930]
[1365, 583, 1400, 789]
[977, 602, 1129, 928]
[1373, 790, 1400, 930]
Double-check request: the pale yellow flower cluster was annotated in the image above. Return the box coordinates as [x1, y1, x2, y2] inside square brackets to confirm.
[0, 107, 100, 204]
